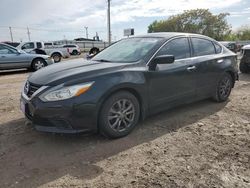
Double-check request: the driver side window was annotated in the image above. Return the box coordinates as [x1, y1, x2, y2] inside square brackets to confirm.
[157, 37, 191, 60]
[21, 42, 34, 50]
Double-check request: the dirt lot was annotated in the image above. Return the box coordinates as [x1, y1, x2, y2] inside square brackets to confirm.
[0, 68, 249, 188]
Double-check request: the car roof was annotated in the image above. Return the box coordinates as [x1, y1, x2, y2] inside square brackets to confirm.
[132, 32, 215, 40]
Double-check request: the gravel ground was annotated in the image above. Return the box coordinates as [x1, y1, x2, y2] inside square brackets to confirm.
[0, 67, 249, 188]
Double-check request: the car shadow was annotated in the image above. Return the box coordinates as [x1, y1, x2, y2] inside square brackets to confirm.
[239, 72, 250, 82]
[0, 69, 29, 75]
[0, 99, 227, 188]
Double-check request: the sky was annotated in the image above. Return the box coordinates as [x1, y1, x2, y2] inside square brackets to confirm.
[0, 0, 250, 42]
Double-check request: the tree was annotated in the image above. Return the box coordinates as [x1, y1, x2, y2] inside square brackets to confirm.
[235, 25, 250, 40]
[148, 9, 231, 41]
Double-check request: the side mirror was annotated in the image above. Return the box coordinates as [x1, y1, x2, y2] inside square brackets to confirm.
[17, 49, 23, 54]
[149, 55, 175, 70]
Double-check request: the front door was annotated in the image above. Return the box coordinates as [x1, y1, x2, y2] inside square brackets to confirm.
[0, 44, 28, 69]
[147, 37, 197, 113]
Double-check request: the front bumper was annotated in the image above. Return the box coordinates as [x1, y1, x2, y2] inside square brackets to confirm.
[45, 58, 54, 65]
[20, 92, 98, 134]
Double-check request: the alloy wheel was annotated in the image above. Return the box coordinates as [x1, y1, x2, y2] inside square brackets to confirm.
[219, 76, 232, 99]
[34, 60, 44, 70]
[107, 99, 135, 132]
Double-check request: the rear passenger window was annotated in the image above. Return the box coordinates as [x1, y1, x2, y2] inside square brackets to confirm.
[214, 42, 222, 54]
[157, 37, 190, 60]
[192, 38, 215, 56]
[37, 42, 42, 49]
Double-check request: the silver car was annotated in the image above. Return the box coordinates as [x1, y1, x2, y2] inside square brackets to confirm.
[0, 43, 54, 71]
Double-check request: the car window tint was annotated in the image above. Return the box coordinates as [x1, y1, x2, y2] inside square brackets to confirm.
[157, 38, 190, 60]
[244, 50, 250, 56]
[192, 38, 215, 56]
[37, 42, 42, 49]
[214, 42, 222, 54]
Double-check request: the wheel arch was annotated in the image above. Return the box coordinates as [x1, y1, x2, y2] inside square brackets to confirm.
[31, 57, 47, 66]
[225, 70, 237, 88]
[51, 51, 62, 57]
[96, 86, 147, 131]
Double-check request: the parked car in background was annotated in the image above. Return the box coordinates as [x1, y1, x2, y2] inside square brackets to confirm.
[16, 42, 70, 63]
[20, 33, 238, 138]
[0, 43, 54, 71]
[62, 44, 81, 55]
[240, 45, 250, 73]
[220, 41, 238, 53]
[2, 41, 20, 47]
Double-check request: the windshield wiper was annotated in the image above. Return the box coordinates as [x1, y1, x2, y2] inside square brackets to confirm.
[94, 59, 112, 62]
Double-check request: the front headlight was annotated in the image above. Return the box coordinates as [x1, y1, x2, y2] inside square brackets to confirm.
[40, 82, 94, 102]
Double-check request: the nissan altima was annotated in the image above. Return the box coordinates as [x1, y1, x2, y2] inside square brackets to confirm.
[20, 33, 238, 138]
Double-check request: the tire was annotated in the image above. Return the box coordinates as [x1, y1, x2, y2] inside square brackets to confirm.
[239, 61, 250, 73]
[99, 91, 140, 139]
[51, 53, 62, 63]
[213, 73, 233, 102]
[89, 47, 100, 55]
[31, 58, 46, 71]
[72, 50, 78, 55]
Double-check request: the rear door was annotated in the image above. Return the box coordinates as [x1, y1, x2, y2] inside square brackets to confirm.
[189, 37, 222, 98]
[147, 37, 197, 113]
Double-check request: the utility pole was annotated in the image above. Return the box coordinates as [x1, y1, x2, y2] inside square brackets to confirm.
[107, 0, 111, 45]
[27, 27, 31, 41]
[9, 27, 13, 42]
[84, 26, 88, 39]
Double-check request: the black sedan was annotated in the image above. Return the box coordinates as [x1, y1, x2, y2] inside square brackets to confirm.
[20, 33, 238, 138]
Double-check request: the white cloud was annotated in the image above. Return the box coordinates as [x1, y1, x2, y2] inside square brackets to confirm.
[110, 0, 242, 22]
[0, 0, 244, 41]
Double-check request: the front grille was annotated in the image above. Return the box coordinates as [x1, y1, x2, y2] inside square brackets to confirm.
[27, 83, 41, 97]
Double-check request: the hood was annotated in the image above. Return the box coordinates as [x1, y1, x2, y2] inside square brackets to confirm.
[28, 58, 127, 86]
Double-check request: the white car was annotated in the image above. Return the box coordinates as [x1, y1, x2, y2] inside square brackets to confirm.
[62, 44, 81, 55]
[16, 42, 70, 63]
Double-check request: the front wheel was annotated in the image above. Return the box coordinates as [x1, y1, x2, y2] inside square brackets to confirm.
[51, 53, 62, 63]
[213, 73, 233, 102]
[72, 50, 78, 55]
[31, 58, 46, 71]
[99, 91, 140, 139]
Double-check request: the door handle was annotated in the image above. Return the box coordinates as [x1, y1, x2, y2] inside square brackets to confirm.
[217, 59, 224, 63]
[187, 65, 196, 71]
[1, 56, 6, 58]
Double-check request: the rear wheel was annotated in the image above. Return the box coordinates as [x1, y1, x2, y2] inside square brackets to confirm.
[213, 73, 233, 102]
[51, 53, 62, 63]
[31, 58, 46, 71]
[99, 91, 140, 139]
[239, 61, 250, 73]
[72, 50, 78, 55]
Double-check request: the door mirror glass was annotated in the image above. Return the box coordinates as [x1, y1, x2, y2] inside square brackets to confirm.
[149, 55, 175, 70]
[153, 55, 175, 64]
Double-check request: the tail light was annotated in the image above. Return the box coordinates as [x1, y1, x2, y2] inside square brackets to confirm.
[67, 48, 70, 53]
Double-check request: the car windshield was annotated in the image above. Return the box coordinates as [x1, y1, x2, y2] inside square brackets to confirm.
[92, 37, 163, 63]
